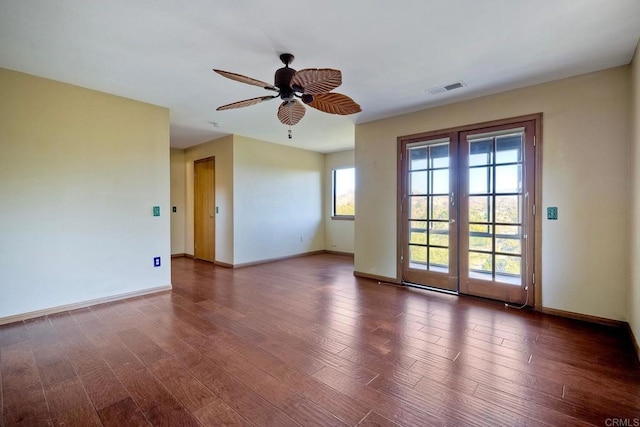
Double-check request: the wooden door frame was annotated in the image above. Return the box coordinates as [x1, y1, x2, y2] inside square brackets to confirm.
[397, 113, 543, 309]
[194, 156, 215, 262]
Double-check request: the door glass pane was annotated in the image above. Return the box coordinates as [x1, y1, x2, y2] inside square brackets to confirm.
[410, 171, 428, 195]
[496, 225, 521, 254]
[469, 225, 493, 252]
[469, 139, 493, 166]
[496, 135, 522, 164]
[429, 229, 448, 247]
[430, 144, 449, 168]
[469, 167, 493, 194]
[430, 196, 449, 220]
[469, 196, 492, 223]
[469, 252, 492, 279]
[410, 147, 428, 170]
[431, 169, 449, 194]
[495, 164, 521, 193]
[495, 195, 521, 224]
[470, 223, 491, 233]
[430, 248, 448, 272]
[495, 255, 521, 285]
[410, 229, 427, 245]
[409, 245, 427, 269]
[410, 196, 428, 219]
[410, 220, 427, 232]
[429, 220, 449, 233]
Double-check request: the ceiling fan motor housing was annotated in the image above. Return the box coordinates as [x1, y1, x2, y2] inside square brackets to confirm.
[275, 66, 296, 100]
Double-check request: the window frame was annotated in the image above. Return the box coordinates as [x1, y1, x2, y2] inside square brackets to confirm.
[332, 167, 355, 220]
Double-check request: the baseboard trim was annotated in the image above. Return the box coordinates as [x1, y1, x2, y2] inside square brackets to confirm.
[214, 261, 233, 268]
[233, 250, 326, 269]
[627, 323, 640, 362]
[540, 307, 627, 328]
[325, 250, 354, 257]
[0, 285, 172, 326]
[171, 253, 189, 258]
[354, 270, 401, 285]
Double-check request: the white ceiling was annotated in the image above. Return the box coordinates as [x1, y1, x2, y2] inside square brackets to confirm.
[1, 1, 639, 153]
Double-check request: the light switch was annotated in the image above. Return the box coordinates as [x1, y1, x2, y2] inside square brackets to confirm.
[547, 207, 558, 220]
[153, 206, 160, 216]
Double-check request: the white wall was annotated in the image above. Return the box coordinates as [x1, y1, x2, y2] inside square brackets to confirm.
[233, 135, 325, 265]
[355, 66, 631, 321]
[630, 42, 640, 345]
[0, 68, 170, 320]
[184, 135, 234, 265]
[170, 148, 186, 255]
[325, 150, 355, 254]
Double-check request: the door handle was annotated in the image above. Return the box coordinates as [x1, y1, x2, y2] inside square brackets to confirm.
[209, 214, 214, 218]
[449, 219, 456, 224]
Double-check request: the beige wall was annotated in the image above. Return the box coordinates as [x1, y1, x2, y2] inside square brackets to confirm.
[355, 66, 631, 321]
[0, 68, 171, 320]
[175, 135, 325, 266]
[630, 42, 640, 345]
[233, 135, 325, 265]
[170, 148, 186, 255]
[325, 150, 355, 254]
[184, 135, 234, 265]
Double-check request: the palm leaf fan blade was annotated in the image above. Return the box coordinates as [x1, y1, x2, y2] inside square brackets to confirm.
[308, 93, 361, 115]
[291, 69, 342, 95]
[213, 69, 278, 91]
[217, 96, 276, 111]
[277, 100, 306, 126]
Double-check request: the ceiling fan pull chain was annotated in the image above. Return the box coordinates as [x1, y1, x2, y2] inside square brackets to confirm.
[288, 104, 293, 139]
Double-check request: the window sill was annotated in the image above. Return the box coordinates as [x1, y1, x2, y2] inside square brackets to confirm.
[331, 215, 355, 221]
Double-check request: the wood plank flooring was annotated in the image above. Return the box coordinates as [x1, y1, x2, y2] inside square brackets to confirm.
[1, 254, 639, 426]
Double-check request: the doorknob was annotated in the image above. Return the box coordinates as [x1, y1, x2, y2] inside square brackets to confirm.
[449, 219, 456, 224]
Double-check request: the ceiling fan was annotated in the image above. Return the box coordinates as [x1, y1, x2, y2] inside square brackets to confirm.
[213, 53, 361, 127]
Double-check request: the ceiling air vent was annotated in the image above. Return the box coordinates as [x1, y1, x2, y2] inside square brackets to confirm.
[427, 81, 466, 96]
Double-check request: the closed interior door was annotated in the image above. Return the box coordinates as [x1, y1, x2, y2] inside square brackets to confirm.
[194, 157, 215, 262]
[400, 117, 538, 305]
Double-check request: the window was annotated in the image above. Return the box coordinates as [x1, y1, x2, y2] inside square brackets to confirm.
[332, 167, 355, 219]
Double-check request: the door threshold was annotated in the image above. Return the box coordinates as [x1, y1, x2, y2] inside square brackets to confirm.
[402, 281, 459, 296]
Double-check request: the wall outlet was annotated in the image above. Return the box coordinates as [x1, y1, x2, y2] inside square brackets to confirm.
[153, 206, 160, 216]
[153, 257, 161, 267]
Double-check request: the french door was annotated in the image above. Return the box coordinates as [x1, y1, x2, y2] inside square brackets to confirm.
[401, 133, 459, 292]
[400, 117, 538, 305]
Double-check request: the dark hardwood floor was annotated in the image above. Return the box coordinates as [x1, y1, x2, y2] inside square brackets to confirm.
[1, 254, 639, 426]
